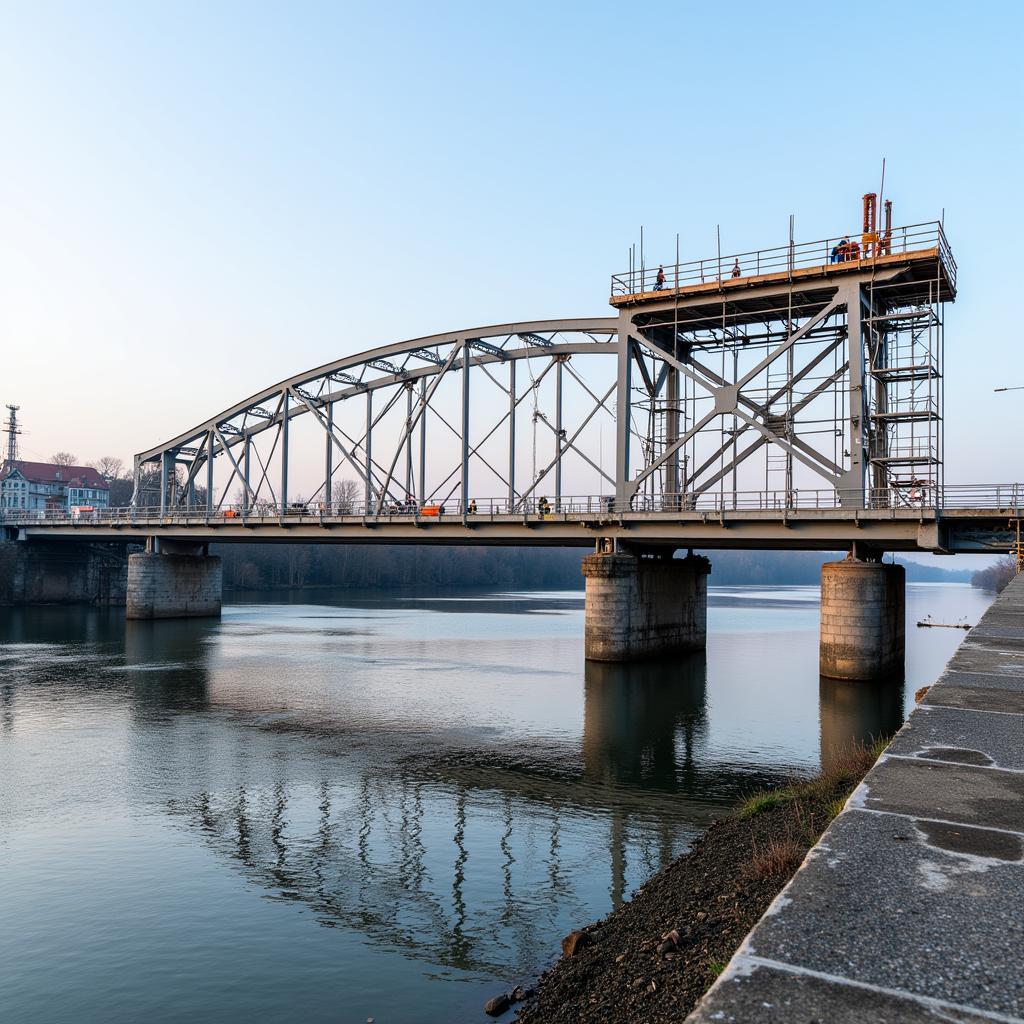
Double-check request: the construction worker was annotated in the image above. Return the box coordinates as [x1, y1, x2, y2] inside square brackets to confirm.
[731, 258, 741, 278]
[467, 499, 477, 515]
[538, 496, 550, 519]
[654, 265, 666, 291]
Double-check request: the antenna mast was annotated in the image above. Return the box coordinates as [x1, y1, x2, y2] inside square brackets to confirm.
[4, 404, 21, 464]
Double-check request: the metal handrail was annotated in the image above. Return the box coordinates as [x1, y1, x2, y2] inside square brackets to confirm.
[611, 221, 954, 297]
[4, 484, 1023, 526]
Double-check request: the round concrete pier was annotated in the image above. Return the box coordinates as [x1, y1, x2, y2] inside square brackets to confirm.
[581, 551, 710, 662]
[126, 550, 222, 620]
[819, 559, 905, 681]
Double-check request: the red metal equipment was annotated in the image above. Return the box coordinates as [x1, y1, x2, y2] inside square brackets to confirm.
[862, 193, 878, 254]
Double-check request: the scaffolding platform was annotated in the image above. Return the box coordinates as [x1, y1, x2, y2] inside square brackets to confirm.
[610, 221, 956, 311]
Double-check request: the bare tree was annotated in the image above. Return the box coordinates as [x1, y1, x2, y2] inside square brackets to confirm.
[107, 476, 135, 507]
[332, 478, 360, 514]
[50, 451, 78, 466]
[93, 456, 125, 480]
[971, 555, 1018, 593]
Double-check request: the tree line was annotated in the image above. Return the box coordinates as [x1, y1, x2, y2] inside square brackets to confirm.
[215, 543, 587, 590]
[970, 556, 1017, 593]
[211, 545, 969, 592]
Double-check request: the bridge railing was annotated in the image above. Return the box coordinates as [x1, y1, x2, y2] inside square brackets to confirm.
[935, 484, 1024, 511]
[3, 483, 1022, 528]
[610, 221, 955, 297]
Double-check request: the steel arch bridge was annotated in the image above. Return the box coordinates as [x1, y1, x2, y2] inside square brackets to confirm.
[4, 219, 1020, 554]
[133, 317, 623, 517]
[130, 227, 953, 523]
[11, 220, 991, 557]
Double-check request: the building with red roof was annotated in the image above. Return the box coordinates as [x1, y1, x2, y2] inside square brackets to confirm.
[0, 460, 110, 512]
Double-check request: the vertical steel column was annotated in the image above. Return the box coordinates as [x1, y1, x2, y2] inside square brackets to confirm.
[615, 321, 633, 509]
[839, 281, 866, 508]
[280, 391, 289, 513]
[869, 295, 889, 496]
[242, 434, 251, 513]
[130, 457, 140, 509]
[418, 378, 427, 502]
[735, 347, 742, 510]
[508, 359, 516, 509]
[405, 383, 414, 499]
[325, 401, 334, 510]
[555, 356, 563, 507]
[666, 366, 679, 505]
[206, 429, 215, 513]
[364, 390, 373, 512]
[461, 338, 470, 513]
[938, 305, 945, 500]
[160, 451, 170, 514]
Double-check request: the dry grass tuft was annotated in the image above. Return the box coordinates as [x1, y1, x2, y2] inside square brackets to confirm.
[736, 738, 887, 823]
[742, 839, 805, 881]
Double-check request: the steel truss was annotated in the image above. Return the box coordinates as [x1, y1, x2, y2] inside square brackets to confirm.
[133, 245, 951, 518]
[616, 263, 948, 513]
[133, 320, 622, 517]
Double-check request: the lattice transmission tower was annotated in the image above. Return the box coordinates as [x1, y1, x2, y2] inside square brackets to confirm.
[4, 404, 21, 464]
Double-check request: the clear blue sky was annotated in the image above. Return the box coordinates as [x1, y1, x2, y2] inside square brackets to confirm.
[1, 0, 1021, 492]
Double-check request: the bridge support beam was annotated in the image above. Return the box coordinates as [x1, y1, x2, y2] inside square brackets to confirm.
[126, 539, 222, 620]
[819, 557, 904, 681]
[582, 547, 710, 661]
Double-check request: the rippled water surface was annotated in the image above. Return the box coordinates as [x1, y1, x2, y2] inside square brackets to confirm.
[0, 582, 994, 1023]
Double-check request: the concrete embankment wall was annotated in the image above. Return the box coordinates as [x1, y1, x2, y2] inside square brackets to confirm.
[0, 540, 129, 606]
[689, 575, 1024, 1023]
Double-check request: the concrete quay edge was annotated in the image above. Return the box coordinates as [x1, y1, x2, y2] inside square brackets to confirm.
[687, 574, 1024, 1024]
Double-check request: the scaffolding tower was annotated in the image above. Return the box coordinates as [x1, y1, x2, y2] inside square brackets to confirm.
[610, 204, 955, 512]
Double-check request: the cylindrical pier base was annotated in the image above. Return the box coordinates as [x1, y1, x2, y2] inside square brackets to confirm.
[819, 559, 904, 681]
[582, 551, 710, 662]
[127, 551, 222, 620]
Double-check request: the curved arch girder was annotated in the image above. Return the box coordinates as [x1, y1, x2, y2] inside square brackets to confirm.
[136, 318, 617, 463]
[134, 318, 621, 513]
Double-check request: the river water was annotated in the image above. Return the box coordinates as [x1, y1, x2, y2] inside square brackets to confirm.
[0, 582, 994, 1024]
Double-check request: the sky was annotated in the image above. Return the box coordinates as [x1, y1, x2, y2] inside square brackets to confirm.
[1, 0, 1022, 503]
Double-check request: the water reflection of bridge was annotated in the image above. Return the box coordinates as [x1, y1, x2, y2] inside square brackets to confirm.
[0, 610, 905, 977]
[106, 616, 906, 976]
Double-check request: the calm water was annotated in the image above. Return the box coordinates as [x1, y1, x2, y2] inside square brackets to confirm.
[0, 582, 994, 1024]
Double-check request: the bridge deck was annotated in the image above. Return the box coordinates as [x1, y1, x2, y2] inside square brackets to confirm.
[4, 505, 1018, 553]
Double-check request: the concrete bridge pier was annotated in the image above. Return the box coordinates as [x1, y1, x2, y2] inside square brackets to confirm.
[819, 555, 905, 681]
[126, 538, 222, 620]
[581, 544, 710, 661]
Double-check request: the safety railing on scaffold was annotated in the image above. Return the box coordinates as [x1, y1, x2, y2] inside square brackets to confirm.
[610, 221, 956, 297]
[3, 483, 1023, 528]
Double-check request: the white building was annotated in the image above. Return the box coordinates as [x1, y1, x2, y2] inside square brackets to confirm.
[0, 460, 110, 512]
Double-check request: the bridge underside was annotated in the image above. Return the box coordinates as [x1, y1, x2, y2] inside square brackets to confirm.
[8, 510, 1016, 553]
